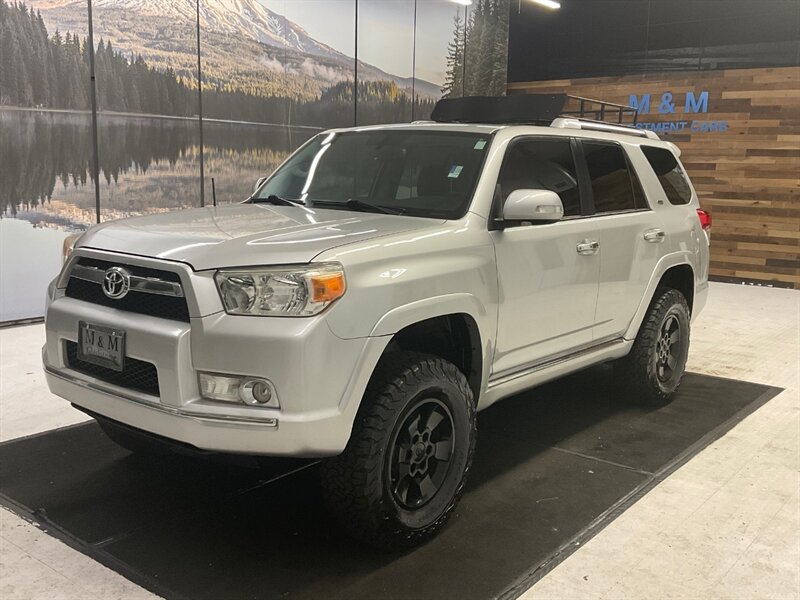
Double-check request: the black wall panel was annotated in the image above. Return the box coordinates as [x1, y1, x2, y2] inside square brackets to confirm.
[507, 0, 800, 82]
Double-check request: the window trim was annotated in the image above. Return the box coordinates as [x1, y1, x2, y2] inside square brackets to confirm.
[489, 134, 589, 231]
[577, 139, 654, 217]
[627, 153, 650, 211]
[640, 144, 693, 206]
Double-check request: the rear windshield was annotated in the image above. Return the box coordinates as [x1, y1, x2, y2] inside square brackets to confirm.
[641, 146, 693, 205]
[255, 130, 490, 219]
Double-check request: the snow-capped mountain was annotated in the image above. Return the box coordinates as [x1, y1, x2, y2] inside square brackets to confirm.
[29, 0, 442, 98]
[90, 0, 344, 60]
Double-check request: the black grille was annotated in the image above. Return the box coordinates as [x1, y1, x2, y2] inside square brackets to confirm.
[65, 258, 190, 322]
[65, 341, 160, 397]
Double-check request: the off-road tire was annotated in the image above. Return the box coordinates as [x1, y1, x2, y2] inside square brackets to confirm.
[616, 288, 691, 407]
[319, 351, 476, 550]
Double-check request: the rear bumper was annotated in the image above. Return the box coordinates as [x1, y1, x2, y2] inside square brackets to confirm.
[43, 295, 389, 457]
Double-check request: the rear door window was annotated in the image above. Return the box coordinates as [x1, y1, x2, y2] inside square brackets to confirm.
[642, 146, 693, 205]
[583, 142, 647, 213]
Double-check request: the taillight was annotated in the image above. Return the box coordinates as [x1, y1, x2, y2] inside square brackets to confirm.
[697, 209, 712, 232]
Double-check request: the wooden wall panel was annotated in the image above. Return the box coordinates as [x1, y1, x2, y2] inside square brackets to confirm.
[508, 67, 800, 289]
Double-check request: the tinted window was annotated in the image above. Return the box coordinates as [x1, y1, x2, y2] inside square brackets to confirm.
[584, 142, 643, 213]
[642, 146, 693, 205]
[498, 139, 581, 216]
[255, 131, 489, 219]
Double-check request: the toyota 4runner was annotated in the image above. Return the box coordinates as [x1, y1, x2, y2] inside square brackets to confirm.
[44, 95, 710, 549]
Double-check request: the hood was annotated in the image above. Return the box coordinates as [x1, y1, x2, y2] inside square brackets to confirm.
[79, 204, 444, 270]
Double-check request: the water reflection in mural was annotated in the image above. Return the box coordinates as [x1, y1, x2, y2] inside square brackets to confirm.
[1, 0, 509, 321]
[0, 108, 315, 320]
[2, 109, 316, 222]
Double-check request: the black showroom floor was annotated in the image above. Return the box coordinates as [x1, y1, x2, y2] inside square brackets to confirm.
[0, 369, 780, 600]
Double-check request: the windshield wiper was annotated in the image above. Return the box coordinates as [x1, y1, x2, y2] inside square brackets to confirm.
[249, 194, 304, 207]
[312, 199, 405, 215]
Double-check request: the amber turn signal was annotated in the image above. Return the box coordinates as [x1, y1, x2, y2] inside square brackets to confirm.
[310, 272, 346, 303]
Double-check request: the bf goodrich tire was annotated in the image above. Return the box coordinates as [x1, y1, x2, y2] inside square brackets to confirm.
[319, 351, 476, 550]
[617, 288, 691, 407]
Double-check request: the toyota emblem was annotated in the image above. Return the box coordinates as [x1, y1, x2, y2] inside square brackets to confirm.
[102, 267, 131, 299]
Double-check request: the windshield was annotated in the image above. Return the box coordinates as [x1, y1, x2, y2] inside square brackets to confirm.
[253, 130, 491, 219]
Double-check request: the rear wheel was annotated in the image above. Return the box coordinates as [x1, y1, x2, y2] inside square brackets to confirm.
[319, 351, 476, 550]
[617, 288, 690, 407]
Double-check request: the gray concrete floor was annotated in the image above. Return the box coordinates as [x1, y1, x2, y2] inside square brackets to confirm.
[1, 282, 798, 600]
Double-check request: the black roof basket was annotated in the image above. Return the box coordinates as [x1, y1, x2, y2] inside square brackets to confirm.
[431, 94, 567, 125]
[560, 95, 640, 125]
[431, 94, 639, 127]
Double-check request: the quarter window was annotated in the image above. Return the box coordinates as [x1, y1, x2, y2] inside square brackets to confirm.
[583, 142, 645, 213]
[497, 139, 581, 217]
[642, 146, 693, 205]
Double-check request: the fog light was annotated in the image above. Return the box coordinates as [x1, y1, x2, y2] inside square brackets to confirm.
[198, 372, 279, 408]
[240, 378, 276, 406]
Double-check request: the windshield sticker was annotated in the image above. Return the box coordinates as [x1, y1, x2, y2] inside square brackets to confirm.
[474, 139, 487, 150]
[448, 165, 464, 178]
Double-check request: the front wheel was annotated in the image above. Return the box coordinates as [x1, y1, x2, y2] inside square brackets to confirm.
[616, 288, 691, 407]
[319, 352, 476, 550]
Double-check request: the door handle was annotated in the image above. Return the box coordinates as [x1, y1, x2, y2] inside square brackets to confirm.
[576, 239, 600, 255]
[644, 228, 666, 243]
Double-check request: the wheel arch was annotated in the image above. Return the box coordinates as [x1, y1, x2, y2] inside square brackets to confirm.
[368, 294, 492, 404]
[386, 313, 484, 403]
[657, 263, 695, 314]
[624, 255, 696, 341]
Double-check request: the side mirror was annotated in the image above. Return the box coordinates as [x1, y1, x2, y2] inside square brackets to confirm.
[253, 176, 267, 194]
[503, 189, 564, 223]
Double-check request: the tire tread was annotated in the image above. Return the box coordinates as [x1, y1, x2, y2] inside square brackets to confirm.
[617, 287, 690, 407]
[319, 351, 476, 550]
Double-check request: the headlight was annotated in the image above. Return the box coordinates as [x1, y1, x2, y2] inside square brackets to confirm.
[214, 263, 346, 316]
[62, 233, 82, 264]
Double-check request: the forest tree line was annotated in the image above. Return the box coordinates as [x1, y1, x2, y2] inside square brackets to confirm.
[0, 0, 436, 128]
[443, 0, 510, 98]
[0, 1, 193, 115]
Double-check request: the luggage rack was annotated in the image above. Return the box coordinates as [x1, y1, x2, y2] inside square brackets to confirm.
[560, 95, 639, 125]
[430, 94, 658, 139]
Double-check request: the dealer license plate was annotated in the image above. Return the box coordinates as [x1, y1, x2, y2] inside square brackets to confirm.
[77, 322, 126, 372]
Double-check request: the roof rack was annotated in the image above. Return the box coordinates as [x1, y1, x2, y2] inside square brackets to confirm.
[430, 94, 659, 140]
[551, 117, 660, 140]
[431, 94, 567, 125]
[559, 95, 639, 125]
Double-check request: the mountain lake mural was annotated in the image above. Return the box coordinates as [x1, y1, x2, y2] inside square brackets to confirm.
[0, 0, 510, 321]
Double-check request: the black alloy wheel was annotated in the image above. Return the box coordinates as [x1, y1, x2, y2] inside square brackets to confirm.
[617, 287, 691, 407]
[320, 351, 476, 550]
[655, 314, 682, 383]
[388, 398, 455, 509]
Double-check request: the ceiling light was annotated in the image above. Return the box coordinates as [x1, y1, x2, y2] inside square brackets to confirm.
[530, 0, 561, 8]
[450, 0, 473, 5]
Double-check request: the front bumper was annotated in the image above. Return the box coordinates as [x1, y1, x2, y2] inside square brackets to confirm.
[43, 293, 388, 457]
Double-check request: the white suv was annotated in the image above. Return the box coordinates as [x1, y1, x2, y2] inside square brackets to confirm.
[44, 96, 710, 549]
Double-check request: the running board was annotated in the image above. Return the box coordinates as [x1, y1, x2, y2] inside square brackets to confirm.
[481, 338, 631, 408]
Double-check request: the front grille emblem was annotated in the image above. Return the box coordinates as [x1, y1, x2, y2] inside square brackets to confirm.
[102, 267, 131, 299]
